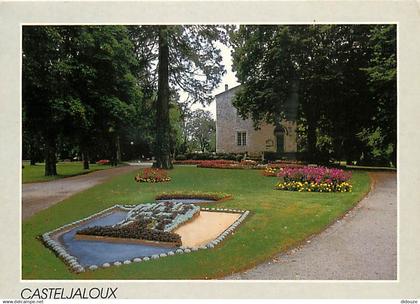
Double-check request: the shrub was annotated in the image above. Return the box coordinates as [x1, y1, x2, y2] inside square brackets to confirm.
[134, 168, 171, 183]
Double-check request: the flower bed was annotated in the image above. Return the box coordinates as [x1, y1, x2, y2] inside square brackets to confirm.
[197, 160, 262, 169]
[76, 201, 201, 246]
[134, 168, 171, 183]
[155, 191, 232, 202]
[275, 166, 352, 192]
[96, 159, 110, 165]
[76, 218, 182, 245]
[262, 166, 281, 177]
[174, 159, 263, 169]
[173, 160, 208, 165]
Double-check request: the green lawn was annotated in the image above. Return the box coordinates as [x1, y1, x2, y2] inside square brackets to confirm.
[22, 166, 371, 280]
[22, 161, 113, 183]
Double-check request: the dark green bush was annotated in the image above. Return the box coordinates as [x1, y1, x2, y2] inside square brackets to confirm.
[76, 219, 182, 245]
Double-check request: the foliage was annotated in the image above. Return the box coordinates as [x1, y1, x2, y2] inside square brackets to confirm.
[362, 25, 397, 166]
[196, 160, 260, 169]
[22, 26, 145, 174]
[185, 109, 216, 152]
[134, 168, 171, 183]
[175, 152, 244, 161]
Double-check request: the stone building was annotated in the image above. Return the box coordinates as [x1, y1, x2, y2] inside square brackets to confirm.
[215, 84, 298, 159]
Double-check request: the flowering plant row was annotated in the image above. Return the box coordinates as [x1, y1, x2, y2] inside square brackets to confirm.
[197, 159, 261, 169]
[262, 164, 306, 177]
[276, 181, 352, 192]
[134, 168, 171, 183]
[278, 166, 352, 184]
[174, 159, 238, 166]
[96, 159, 110, 165]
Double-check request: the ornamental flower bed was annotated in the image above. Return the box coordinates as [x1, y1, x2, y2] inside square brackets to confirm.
[275, 166, 352, 193]
[262, 164, 304, 177]
[262, 166, 281, 177]
[155, 191, 232, 202]
[76, 201, 200, 246]
[276, 181, 352, 192]
[122, 201, 200, 232]
[76, 218, 182, 246]
[134, 168, 171, 183]
[197, 160, 242, 169]
[42, 205, 250, 272]
[96, 159, 110, 165]
[172, 160, 208, 165]
[197, 159, 261, 169]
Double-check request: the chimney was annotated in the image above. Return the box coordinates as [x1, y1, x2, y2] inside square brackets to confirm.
[225, 84, 229, 91]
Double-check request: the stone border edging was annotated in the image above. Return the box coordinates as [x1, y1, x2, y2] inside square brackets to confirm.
[41, 204, 250, 273]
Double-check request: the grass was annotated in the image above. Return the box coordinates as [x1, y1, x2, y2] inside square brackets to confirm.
[22, 166, 371, 280]
[22, 161, 113, 183]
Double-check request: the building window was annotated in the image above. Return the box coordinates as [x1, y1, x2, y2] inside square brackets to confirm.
[237, 131, 247, 146]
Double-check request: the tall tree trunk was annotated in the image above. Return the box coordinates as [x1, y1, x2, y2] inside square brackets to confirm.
[82, 149, 90, 170]
[154, 25, 173, 169]
[44, 136, 57, 176]
[307, 117, 317, 163]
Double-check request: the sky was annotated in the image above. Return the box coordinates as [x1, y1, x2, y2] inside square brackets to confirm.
[181, 42, 240, 119]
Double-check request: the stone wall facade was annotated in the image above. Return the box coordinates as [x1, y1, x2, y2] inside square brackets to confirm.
[215, 85, 297, 158]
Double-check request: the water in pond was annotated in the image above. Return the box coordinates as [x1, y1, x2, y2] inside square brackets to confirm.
[59, 210, 176, 267]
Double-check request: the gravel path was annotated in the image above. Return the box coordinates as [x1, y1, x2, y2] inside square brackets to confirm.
[225, 172, 397, 280]
[22, 164, 150, 220]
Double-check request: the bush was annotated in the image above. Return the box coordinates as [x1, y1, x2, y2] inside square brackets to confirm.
[175, 154, 187, 161]
[156, 191, 231, 201]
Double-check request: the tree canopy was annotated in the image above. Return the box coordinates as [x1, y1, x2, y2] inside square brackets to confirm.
[23, 26, 144, 175]
[128, 25, 230, 168]
[230, 24, 396, 165]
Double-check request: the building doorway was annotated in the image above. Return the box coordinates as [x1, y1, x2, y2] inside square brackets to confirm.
[276, 133, 284, 153]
